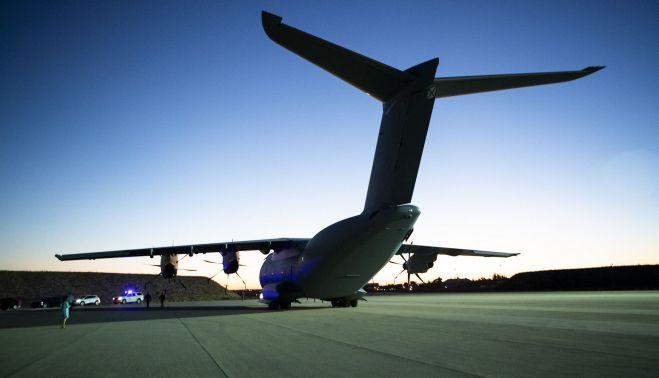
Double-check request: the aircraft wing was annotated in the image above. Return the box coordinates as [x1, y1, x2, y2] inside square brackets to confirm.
[55, 238, 310, 261]
[397, 244, 519, 257]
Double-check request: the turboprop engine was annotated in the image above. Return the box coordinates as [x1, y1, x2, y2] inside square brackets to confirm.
[160, 253, 179, 278]
[405, 251, 438, 274]
[221, 249, 240, 274]
[392, 250, 439, 285]
[203, 248, 246, 288]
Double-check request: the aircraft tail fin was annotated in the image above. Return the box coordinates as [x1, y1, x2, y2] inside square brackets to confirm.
[262, 11, 439, 213]
[262, 11, 603, 214]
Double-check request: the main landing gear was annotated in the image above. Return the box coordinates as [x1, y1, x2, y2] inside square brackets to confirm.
[267, 298, 359, 310]
[268, 301, 291, 310]
[330, 299, 358, 308]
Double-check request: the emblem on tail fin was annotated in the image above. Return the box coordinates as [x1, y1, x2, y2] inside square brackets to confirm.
[426, 86, 437, 99]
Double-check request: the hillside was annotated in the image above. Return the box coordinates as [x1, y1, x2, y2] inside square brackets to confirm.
[501, 265, 659, 291]
[374, 264, 659, 292]
[0, 271, 241, 304]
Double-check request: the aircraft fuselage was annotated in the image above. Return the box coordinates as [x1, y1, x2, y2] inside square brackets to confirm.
[259, 204, 419, 302]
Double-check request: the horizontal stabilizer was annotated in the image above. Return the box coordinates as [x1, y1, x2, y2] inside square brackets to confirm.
[262, 11, 414, 102]
[398, 244, 519, 258]
[431, 66, 604, 98]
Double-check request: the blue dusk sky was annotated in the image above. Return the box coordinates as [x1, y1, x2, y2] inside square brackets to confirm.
[1, 1, 658, 289]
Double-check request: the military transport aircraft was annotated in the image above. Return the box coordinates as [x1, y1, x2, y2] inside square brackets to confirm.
[56, 11, 602, 310]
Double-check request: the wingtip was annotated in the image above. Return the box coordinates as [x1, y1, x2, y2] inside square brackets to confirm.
[261, 10, 282, 27]
[261, 11, 283, 39]
[583, 66, 605, 74]
[55, 254, 63, 261]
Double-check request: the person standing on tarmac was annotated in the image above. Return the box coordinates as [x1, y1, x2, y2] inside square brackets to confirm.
[159, 291, 165, 308]
[61, 293, 73, 329]
[145, 292, 152, 309]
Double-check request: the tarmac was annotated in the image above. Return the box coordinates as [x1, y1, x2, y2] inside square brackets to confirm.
[1, 291, 658, 377]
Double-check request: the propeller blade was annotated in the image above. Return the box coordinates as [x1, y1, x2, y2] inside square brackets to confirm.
[208, 270, 222, 283]
[235, 271, 246, 287]
[178, 279, 187, 290]
[393, 269, 405, 284]
[177, 268, 197, 272]
[204, 259, 245, 266]
[145, 264, 160, 267]
[234, 272, 247, 301]
[145, 272, 161, 290]
[407, 272, 411, 286]
[414, 273, 425, 284]
[389, 261, 402, 265]
[401, 253, 408, 263]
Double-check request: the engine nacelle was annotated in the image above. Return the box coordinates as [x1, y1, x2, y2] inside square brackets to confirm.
[221, 250, 240, 274]
[160, 253, 178, 278]
[405, 251, 437, 274]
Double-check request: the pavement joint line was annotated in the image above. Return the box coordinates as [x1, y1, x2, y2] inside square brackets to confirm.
[174, 311, 229, 378]
[7, 322, 111, 377]
[488, 336, 659, 362]
[358, 308, 659, 338]
[407, 303, 659, 315]
[245, 314, 485, 378]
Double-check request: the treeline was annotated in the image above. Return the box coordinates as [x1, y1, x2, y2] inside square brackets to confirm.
[370, 265, 659, 293]
[501, 265, 659, 291]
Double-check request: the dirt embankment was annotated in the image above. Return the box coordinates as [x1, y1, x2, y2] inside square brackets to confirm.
[0, 271, 240, 304]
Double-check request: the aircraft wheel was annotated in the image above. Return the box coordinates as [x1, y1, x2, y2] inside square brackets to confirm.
[268, 302, 280, 310]
[281, 302, 291, 310]
[350, 299, 358, 307]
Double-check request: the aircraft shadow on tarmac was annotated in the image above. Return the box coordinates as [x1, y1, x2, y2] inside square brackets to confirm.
[0, 304, 327, 329]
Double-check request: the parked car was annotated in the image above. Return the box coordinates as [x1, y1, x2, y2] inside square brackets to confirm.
[74, 295, 100, 306]
[43, 296, 65, 308]
[116, 291, 143, 304]
[1, 297, 22, 310]
[31, 296, 65, 308]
